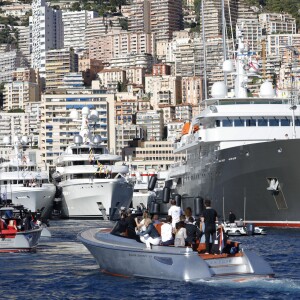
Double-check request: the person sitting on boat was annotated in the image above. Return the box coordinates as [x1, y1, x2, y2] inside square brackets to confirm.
[228, 211, 236, 224]
[7, 219, 17, 231]
[136, 218, 161, 249]
[202, 199, 218, 254]
[125, 209, 137, 239]
[174, 221, 187, 247]
[111, 212, 128, 236]
[185, 217, 201, 248]
[160, 215, 174, 246]
[152, 214, 161, 225]
[168, 199, 183, 229]
[135, 210, 149, 232]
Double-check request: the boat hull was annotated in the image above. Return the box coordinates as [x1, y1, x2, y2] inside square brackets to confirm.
[59, 179, 133, 218]
[0, 184, 56, 219]
[78, 228, 274, 282]
[172, 139, 300, 227]
[0, 228, 42, 253]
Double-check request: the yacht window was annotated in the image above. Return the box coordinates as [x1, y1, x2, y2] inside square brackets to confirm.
[295, 119, 300, 126]
[234, 119, 244, 127]
[222, 119, 233, 127]
[269, 119, 279, 126]
[246, 119, 256, 126]
[281, 119, 290, 126]
[215, 120, 220, 127]
[258, 119, 268, 126]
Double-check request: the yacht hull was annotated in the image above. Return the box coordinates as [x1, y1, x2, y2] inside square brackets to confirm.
[172, 139, 300, 227]
[78, 228, 274, 281]
[0, 185, 56, 219]
[59, 179, 133, 218]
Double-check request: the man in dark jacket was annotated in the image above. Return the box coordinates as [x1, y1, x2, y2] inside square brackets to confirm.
[185, 217, 201, 247]
[202, 199, 218, 254]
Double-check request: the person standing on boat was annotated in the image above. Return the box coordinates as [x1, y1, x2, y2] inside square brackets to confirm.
[202, 199, 218, 254]
[136, 218, 161, 249]
[168, 199, 183, 229]
[160, 215, 174, 246]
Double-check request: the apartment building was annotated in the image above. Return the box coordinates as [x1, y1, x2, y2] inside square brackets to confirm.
[0, 50, 21, 84]
[175, 104, 193, 122]
[128, 0, 183, 41]
[45, 49, 78, 91]
[181, 76, 202, 105]
[167, 120, 184, 142]
[85, 16, 122, 48]
[40, 89, 115, 166]
[158, 105, 175, 124]
[62, 10, 98, 52]
[30, 0, 63, 77]
[3, 81, 40, 111]
[15, 26, 31, 67]
[98, 68, 126, 91]
[12, 68, 37, 83]
[136, 110, 164, 141]
[145, 75, 182, 109]
[78, 58, 104, 86]
[259, 13, 296, 35]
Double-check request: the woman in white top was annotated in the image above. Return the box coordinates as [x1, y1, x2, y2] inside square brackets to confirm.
[160, 215, 174, 246]
[174, 221, 187, 247]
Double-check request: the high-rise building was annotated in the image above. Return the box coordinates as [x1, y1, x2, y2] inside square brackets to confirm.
[0, 49, 21, 84]
[15, 26, 31, 67]
[45, 48, 78, 91]
[62, 10, 98, 52]
[30, 0, 63, 77]
[128, 0, 183, 42]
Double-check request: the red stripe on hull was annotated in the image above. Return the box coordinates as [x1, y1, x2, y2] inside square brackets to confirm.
[244, 221, 300, 228]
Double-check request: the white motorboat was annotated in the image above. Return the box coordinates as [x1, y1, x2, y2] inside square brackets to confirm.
[0, 204, 42, 252]
[0, 136, 56, 220]
[223, 222, 247, 236]
[78, 227, 274, 282]
[54, 107, 133, 219]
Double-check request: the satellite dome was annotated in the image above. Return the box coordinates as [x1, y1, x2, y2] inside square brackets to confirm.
[90, 110, 99, 121]
[223, 60, 234, 73]
[74, 135, 83, 145]
[70, 109, 79, 120]
[259, 81, 275, 98]
[93, 135, 102, 144]
[211, 82, 227, 98]
[21, 136, 28, 144]
[82, 107, 90, 116]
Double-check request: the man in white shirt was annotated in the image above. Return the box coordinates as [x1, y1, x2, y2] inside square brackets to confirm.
[168, 199, 183, 228]
[160, 215, 174, 246]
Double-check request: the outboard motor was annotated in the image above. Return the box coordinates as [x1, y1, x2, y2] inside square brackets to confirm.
[246, 223, 255, 236]
[194, 197, 204, 216]
[174, 194, 182, 207]
[148, 175, 157, 191]
[162, 187, 170, 203]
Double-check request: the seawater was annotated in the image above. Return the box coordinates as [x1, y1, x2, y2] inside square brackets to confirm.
[0, 219, 300, 300]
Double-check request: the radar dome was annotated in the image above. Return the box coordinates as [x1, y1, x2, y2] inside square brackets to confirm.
[21, 136, 28, 144]
[211, 82, 227, 98]
[3, 136, 10, 145]
[223, 60, 234, 73]
[82, 107, 90, 116]
[70, 109, 79, 120]
[90, 110, 99, 121]
[93, 135, 102, 144]
[259, 81, 275, 98]
[74, 135, 83, 145]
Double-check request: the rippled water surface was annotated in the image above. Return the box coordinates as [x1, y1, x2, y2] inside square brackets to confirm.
[1, 220, 300, 299]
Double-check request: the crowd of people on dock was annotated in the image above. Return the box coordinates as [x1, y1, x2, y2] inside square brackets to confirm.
[111, 198, 225, 254]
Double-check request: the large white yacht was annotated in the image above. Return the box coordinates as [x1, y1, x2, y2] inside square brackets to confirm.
[163, 26, 300, 227]
[0, 136, 56, 219]
[54, 107, 133, 219]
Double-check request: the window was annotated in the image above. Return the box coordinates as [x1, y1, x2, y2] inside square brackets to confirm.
[258, 119, 268, 126]
[281, 119, 290, 126]
[295, 119, 300, 126]
[234, 119, 244, 127]
[223, 119, 232, 127]
[246, 119, 256, 126]
[269, 119, 279, 126]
